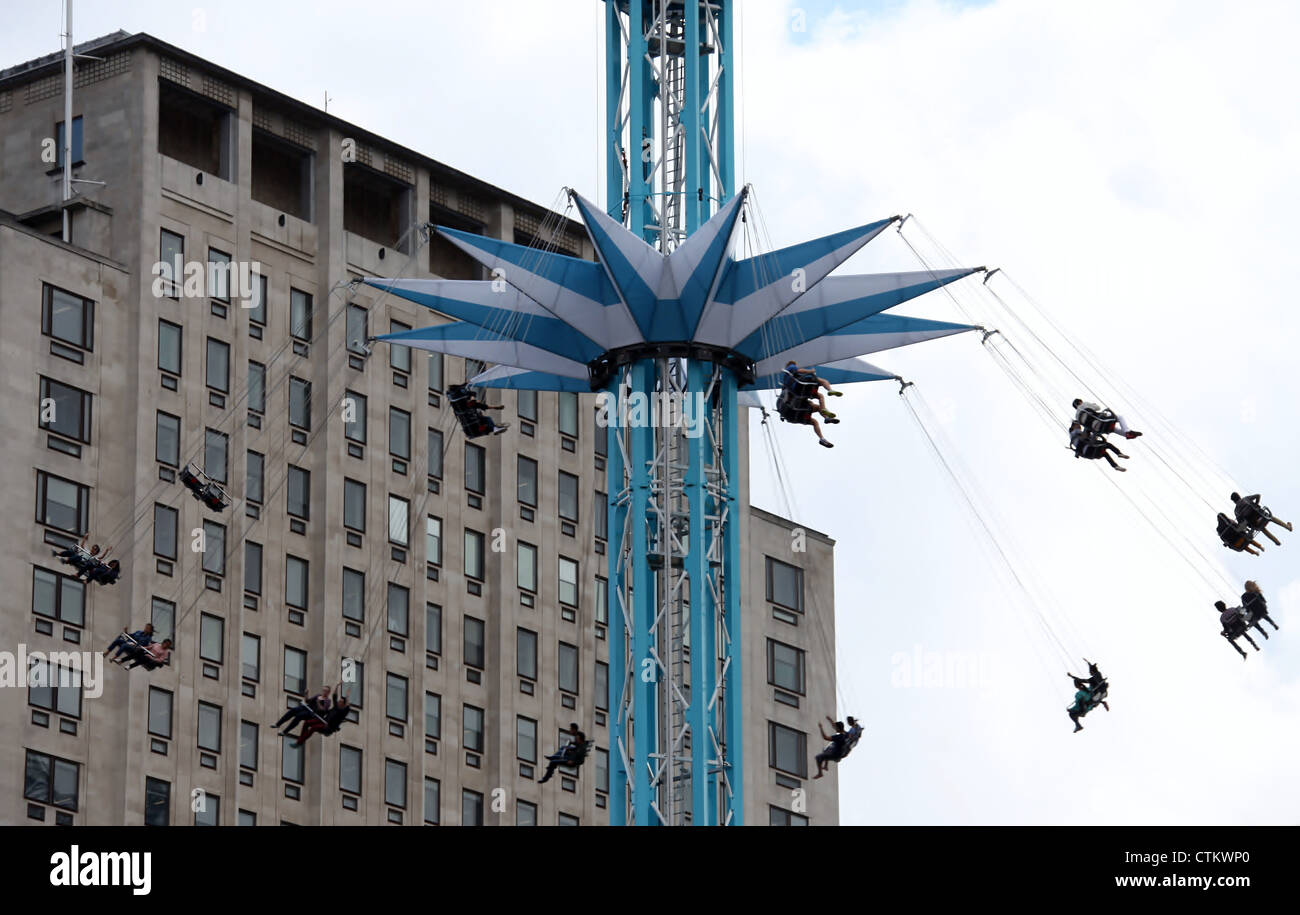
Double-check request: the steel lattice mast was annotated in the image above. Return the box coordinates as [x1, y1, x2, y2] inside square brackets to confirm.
[603, 0, 741, 826]
[365, 0, 981, 829]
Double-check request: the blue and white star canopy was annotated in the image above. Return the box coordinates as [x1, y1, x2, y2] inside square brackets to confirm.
[365, 187, 979, 392]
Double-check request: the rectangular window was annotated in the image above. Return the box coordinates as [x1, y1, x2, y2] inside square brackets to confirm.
[197, 701, 222, 751]
[344, 390, 367, 443]
[24, 749, 80, 811]
[516, 716, 537, 764]
[55, 115, 84, 168]
[517, 456, 537, 506]
[558, 813, 579, 827]
[244, 542, 262, 595]
[35, 470, 89, 535]
[517, 628, 537, 681]
[427, 428, 443, 478]
[464, 616, 485, 670]
[289, 377, 311, 429]
[42, 283, 95, 353]
[462, 790, 483, 826]
[340, 745, 362, 795]
[290, 288, 313, 340]
[205, 429, 229, 483]
[559, 392, 579, 437]
[202, 521, 226, 575]
[427, 352, 443, 392]
[151, 597, 175, 641]
[346, 304, 368, 353]
[465, 443, 485, 494]
[769, 806, 810, 827]
[344, 660, 365, 709]
[768, 722, 808, 778]
[426, 604, 442, 655]
[559, 642, 579, 695]
[558, 471, 579, 521]
[158, 319, 181, 374]
[595, 576, 608, 626]
[136, 616, 171, 668]
[388, 583, 409, 636]
[208, 248, 232, 302]
[193, 795, 220, 826]
[285, 555, 308, 609]
[424, 778, 440, 825]
[144, 777, 170, 827]
[388, 496, 409, 547]
[463, 529, 484, 580]
[463, 705, 484, 753]
[248, 272, 267, 326]
[148, 686, 173, 738]
[40, 377, 93, 443]
[344, 479, 366, 532]
[594, 491, 608, 540]
[386, 673, 408, 722]
[246, 451, 264, 504]
[31, 567, 85, 626]
[248, 361, 266, 414]
[27, 660, 82, 719]
[517, 389, 537, 421]
[241, 633, 260, 681]
[767, 639, 806, 694]
[594, 408, 607, 457]
[389, 407, 411, 460]
[595, 661, 609, 711]
[155, 411, 180, 466]
[282, 735, 304, 784]
[199, 613, 224, 663]
[558, 557, 579, 607]
[342, 567, 365, 622]
[516, 542, 537, 592]
[159, 231, 184, 299]
[240, 721, 258, 770]
[424, 691, 441, 739]
[149, 509, 172, 568]
[425, 516, 442, 565]
[287, 465, 310, 520]
[389, 320, 411, 372]
[283, 647, 307, 695]
[766, 557, 804, 614]
[595, 747, 609, 793]
[516, 801, 537, 827]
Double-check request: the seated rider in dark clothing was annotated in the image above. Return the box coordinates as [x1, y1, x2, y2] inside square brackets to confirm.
[538, 723, 587, 783]
[105, 624, 154, 662]
[1241, 581, 1273, 627]
[448, 384, 510, 437]
[1069, 423, 1129, 471]
[295, 696, 352, 746]
[814, 719, 849, 778]
[1217, 513, 1263, 556]
[273, 686, 333, 737]
[1231, 492, 1292, 545]
[88, 559, 122, 585]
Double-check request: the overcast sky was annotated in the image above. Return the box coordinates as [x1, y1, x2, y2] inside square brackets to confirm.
[6, 0, 1298, 825]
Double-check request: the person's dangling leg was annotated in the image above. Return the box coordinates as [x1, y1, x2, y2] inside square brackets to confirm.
[273, 706, 304, 730]
[1260, 526, 1281, 546]
[809, 415, 832, 448]
[1103, 453, 1126, 472]
[538, 756, 562, 783]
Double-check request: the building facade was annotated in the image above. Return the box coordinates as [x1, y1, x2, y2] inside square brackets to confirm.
[0, 31, 838, 826]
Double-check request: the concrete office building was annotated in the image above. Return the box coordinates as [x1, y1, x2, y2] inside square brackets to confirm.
[0, 31, 838, 826]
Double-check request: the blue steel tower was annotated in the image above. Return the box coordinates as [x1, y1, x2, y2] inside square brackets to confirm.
[366, 0, 979, 825]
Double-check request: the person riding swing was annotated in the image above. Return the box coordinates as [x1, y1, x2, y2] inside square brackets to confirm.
[777, 361, 840, 449]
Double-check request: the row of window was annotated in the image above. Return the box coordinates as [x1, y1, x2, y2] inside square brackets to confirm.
[140, 770, 579, 826]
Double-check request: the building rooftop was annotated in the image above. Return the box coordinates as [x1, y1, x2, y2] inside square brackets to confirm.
[0, 30, 585, 236]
